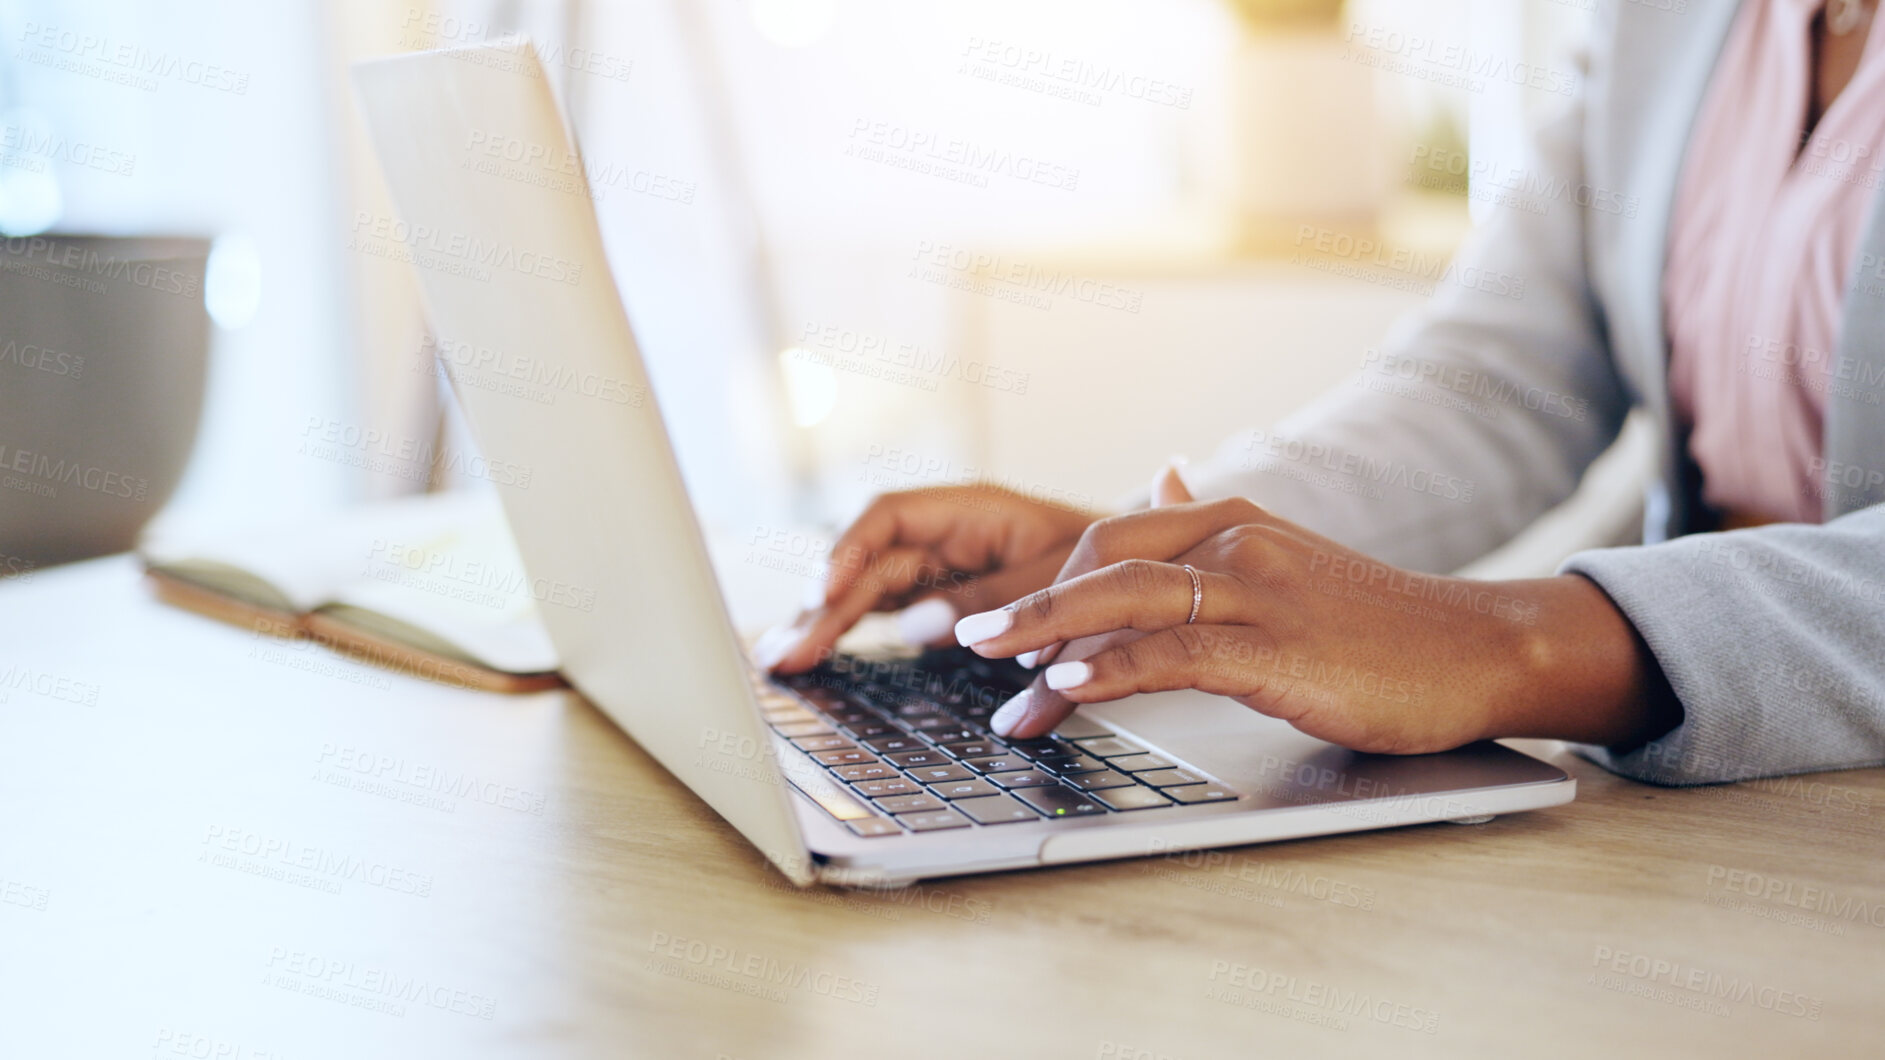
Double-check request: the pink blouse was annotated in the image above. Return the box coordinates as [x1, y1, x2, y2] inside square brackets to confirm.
[1665, 0, 1885, 524]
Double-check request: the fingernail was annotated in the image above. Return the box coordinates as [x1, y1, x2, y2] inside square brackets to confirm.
[1152, 458, 1193, 509]
[1169, 453, 1190, 468]
[1044, 660, 1090, 691]
[1016, 649, 1041, 669]
[753, 624, 804, 670]
[989, 690, 1031, 736]
[953, 608, 1013, 646]
[896, 598, 957, 646]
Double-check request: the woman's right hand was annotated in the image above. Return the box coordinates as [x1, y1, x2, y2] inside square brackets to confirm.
[756, 485, 1101, 673]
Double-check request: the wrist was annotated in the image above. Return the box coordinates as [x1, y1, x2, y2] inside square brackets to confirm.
[1476, 574, 1681, 747]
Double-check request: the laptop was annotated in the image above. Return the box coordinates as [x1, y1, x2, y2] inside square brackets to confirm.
[351, 42, 1574, 888]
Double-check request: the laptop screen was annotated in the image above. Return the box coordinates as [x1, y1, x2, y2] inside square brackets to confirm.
[353, 41, 813, 885]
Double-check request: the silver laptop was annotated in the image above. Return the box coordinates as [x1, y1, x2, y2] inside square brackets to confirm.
[351, 42, 1573, 888]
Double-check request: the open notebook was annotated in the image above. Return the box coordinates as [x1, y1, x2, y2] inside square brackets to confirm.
[140, 491, 564, 692]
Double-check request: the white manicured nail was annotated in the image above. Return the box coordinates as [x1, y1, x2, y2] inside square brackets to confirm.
[954, 609, 1013, 646]
[989, 690, 1031, 736]
[1044, 661, 1091, 690]
[752, 624, 803, 670]
[896, 598, 957, 646]
[1016, 649, 1041, 669]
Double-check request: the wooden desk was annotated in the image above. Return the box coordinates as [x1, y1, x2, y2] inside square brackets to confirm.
[3, 557, 1880, 1057]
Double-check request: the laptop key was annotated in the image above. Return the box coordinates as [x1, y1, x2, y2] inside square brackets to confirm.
[1064, 770, 1137, 790]
[1166, 785, 1240, 804]
[987, 769, 1055, 789]
[954, 794, 1041, 825]
[846, 817, 905, 837]
[885, 750, 952, 769]
[792, 736, 855, 752]
[927, 778, 1001, 800]
[843, 722, 899, 740]
[1006, 737, 1075, 760]
[774, 721, 836, 738]
[1015, 785, 1108, 818]
[1110, 754, 1176, 773]
[755, 688, 805, 710]
[833, 763, 897, 782]
[1075, 737, 1147, 758]
[906, 716, 963, 733]
[1137, 768, 1205, 788]
[921, 726, 982, 744]
[1093, 785, 1173, 811]
[876, 793, 948, 814]
[1033, 754, 1107, 776]
[965, 755, 1031, 775]
[896, 809, 971, 832]
[863, 735, 928, 754]
[907, 763, 974, 784]
[795, 687, 850, 712]
[852, 777, 921, 798]
[813, 749, 876, 766]
[940, 740, 1005, 760]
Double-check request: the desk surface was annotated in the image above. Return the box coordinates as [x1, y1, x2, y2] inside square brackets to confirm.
[3, 557, 1881, 1058]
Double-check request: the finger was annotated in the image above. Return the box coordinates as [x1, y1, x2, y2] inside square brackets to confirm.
[1151, 458, 1194, 508]
[890, 546, 1076, 647]
[1018, 495, 1223, 666]
[989, 629, 1138, 738]
[1016, 641, 1058, 670]
[766, 545, 941, 672]
[1060, 461, 1189, 686]
[1041, 626, 1257, 703]
[988, 684, 1070, 741]
[967, 545, 1080, 666]
[957, 545, 1077, 616]
[954, 559, 1247, 659]
[816, 489, 1053, 611]
[1055, 497, 1267, 590]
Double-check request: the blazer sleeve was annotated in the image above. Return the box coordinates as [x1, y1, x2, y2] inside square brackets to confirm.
[1181, 65, 1634, 574]
[1562, 505, 1885, 784]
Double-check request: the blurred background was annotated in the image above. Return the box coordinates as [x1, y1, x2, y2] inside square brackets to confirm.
[0, 0, 1621, 593]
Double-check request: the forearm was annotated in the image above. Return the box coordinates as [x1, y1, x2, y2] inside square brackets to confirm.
[1483, 574, 1682, 749]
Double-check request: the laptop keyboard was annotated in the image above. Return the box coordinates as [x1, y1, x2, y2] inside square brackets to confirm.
[753, 647, 1241, 837]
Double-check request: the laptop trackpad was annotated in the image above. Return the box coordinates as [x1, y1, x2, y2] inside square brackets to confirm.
[1080, 689, 1567, 810]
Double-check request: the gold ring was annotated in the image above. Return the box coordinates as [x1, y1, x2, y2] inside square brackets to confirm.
[1183, 564, 1202, 624]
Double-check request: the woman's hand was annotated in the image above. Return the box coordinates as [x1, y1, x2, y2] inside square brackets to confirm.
[757, 485, 1101, 673]
[953, 494, 1680, 754]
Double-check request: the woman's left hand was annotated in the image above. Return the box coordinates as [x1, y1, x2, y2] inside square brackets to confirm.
[953, 491, 1671, 754]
